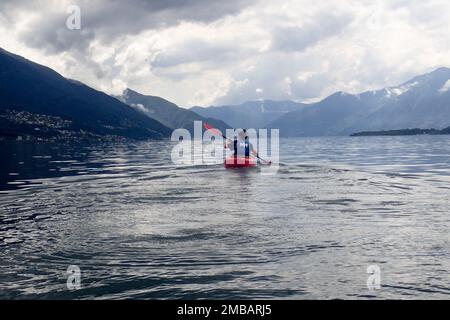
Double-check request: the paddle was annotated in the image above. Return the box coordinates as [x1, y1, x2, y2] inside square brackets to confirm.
[204, 122, 272, 165]
[204, 122, 227, 140]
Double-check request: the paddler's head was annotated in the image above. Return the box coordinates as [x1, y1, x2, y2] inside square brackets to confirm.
[237, 129, 246, 140]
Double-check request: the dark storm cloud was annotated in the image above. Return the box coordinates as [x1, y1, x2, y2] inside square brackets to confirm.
[2, 0, 449, 106]
[270, 12, 353, 52]
[152, 39, 243, 69]
[78, 0, 258, 40]
[2, 0, 256, 54]
[19, 14, 96, 54]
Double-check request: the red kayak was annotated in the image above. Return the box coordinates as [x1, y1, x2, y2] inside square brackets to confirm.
[224, 156, 257, 168]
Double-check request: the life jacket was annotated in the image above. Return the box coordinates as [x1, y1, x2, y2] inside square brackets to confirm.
[234, 138, 250, 157]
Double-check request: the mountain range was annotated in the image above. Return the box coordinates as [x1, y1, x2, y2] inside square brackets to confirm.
[117, 89, 229, 134]
[1, 47, 450, 140]
[0, 47, 229, 141]
[0, 48, 172, 141]
[191, 100, 304, 129]
[193, 68, 450, 136]
[269, 67, 450, 136]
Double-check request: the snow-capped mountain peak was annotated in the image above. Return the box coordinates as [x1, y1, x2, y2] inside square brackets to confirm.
[384, 81, 420, 98]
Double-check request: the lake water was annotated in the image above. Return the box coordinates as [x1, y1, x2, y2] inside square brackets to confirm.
[0, 136, 449, 299]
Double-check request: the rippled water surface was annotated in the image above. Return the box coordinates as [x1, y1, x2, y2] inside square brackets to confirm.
[0, 136, 449, 299]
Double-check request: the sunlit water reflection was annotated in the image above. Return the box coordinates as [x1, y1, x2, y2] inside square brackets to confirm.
[0, 136, 449, 299]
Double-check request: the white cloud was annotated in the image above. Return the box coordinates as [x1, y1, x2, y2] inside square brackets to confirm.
[1, 0, 450, 107]
[130, 103, 147, 113]
[439, 80, 450, 94]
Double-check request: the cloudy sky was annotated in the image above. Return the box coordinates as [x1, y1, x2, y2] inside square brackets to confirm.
[1, 0, 450, 107]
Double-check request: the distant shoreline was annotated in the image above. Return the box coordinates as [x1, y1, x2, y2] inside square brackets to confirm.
[350, 127, 450, 137]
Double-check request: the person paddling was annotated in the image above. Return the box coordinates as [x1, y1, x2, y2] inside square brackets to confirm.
[225, 129, 257, 158]
[203, 122, 272, 166]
